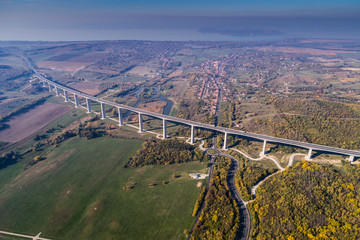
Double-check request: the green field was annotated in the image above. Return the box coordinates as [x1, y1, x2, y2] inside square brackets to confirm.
[0, 137, 206, 240]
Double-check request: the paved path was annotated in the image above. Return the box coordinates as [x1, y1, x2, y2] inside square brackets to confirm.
[250, 172, 280, 198]
[187, 144, 215, 239]
[288, 153, 306, 167]
[0, 230, 50, 240]
[230, 148, 285, 171]
[230, 150, 308, 204]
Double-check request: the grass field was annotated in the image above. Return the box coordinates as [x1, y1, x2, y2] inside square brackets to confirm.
[0, 137, 206, 240]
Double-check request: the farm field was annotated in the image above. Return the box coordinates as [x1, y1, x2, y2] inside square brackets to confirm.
[0, 137, 206, 240]
[68, 81, 102, 95]
[0, 102, 72, 143]
[38, 61, 91, 73]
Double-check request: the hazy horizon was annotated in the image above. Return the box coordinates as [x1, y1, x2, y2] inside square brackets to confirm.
[1, 0, 360, 41]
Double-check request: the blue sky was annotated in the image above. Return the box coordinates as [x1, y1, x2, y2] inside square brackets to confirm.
[0, 0, 360, 41]
[2, 0, 360, 14]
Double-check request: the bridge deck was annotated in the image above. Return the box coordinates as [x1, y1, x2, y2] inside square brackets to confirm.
[23, 56, 360, 158]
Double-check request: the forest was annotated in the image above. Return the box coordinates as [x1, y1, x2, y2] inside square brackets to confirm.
[126, 137, 210, 167]
[245, 98, 360, 149]
[249, 161, 360, 239]
[234, 154, 277, 201]
[190, 156, 240, 240]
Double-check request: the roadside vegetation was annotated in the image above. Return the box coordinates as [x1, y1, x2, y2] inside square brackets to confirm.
[190, 156, 240, 239]
[192, 186, 207, 217]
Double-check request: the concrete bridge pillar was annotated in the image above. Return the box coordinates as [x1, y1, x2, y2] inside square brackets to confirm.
[86, 98, 91, 113]
[306, 148, 313, 160]
[64, 90, 69, 102]
[74, 94, 80, 108]
[55, 87, 60, 96]
[118, 108, 123, 126]
[223, 132, 228, 150]
[48, 84, 52, 92]
[100, 102, 106, 119]
[138, 113, 143, 133]
[190, 125, 195, 144]
[163, 119, 167, 139]
[42, 81, 46, 87]
[260, 140, 267, 156]
[349, 155, 355, 163]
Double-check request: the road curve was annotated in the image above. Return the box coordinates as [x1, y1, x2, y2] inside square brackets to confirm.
[230, 148, 285, 171]
[190, 141, 250, 240]
[220, 152, 251, 240]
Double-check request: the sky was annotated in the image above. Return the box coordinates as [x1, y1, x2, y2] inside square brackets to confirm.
[0, 0, 360, 41]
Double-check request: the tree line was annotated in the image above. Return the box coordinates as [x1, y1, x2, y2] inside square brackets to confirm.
[126, 137, 210, 167]
[0, 151, 19, 170]
[0, 96, 48, 129]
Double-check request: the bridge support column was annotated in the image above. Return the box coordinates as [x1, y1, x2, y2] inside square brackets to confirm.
[118, 108, 123, 126]
[223, 132, 228, 150]
[190, 125, 195, 144]
[101, 102, 106, 119]
[86, 98, 91, 113]
[48, 84, 52, 92]
[306, 148, 313, 160]
[55, 87, 59, 96]
[74, 94, 80, 108]
[138, 113, 143, 133]
[42, 81, 46, 87]
[260, 140, 267, 156]
[349, 155, 355, 163]
[64, 90, 69, 102]
[163, 119, 167, 139]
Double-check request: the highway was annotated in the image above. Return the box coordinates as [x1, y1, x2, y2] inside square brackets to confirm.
[22, 56, 360, 160]
[220, 151, 251, 240]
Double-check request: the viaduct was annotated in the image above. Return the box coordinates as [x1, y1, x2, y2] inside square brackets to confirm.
[24, 57, 360, 162]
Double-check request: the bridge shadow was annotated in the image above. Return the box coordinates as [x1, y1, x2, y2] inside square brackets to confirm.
[264, 149, 272, 155]
[309, 151, 352, 161]
[227, 135, 265, 149]
[310, 151, 323, 159]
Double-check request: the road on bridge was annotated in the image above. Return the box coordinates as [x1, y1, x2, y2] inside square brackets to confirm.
[22, 55, 360, 160]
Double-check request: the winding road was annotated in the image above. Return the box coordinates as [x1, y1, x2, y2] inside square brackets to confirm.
[219, 151, 251, 240]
